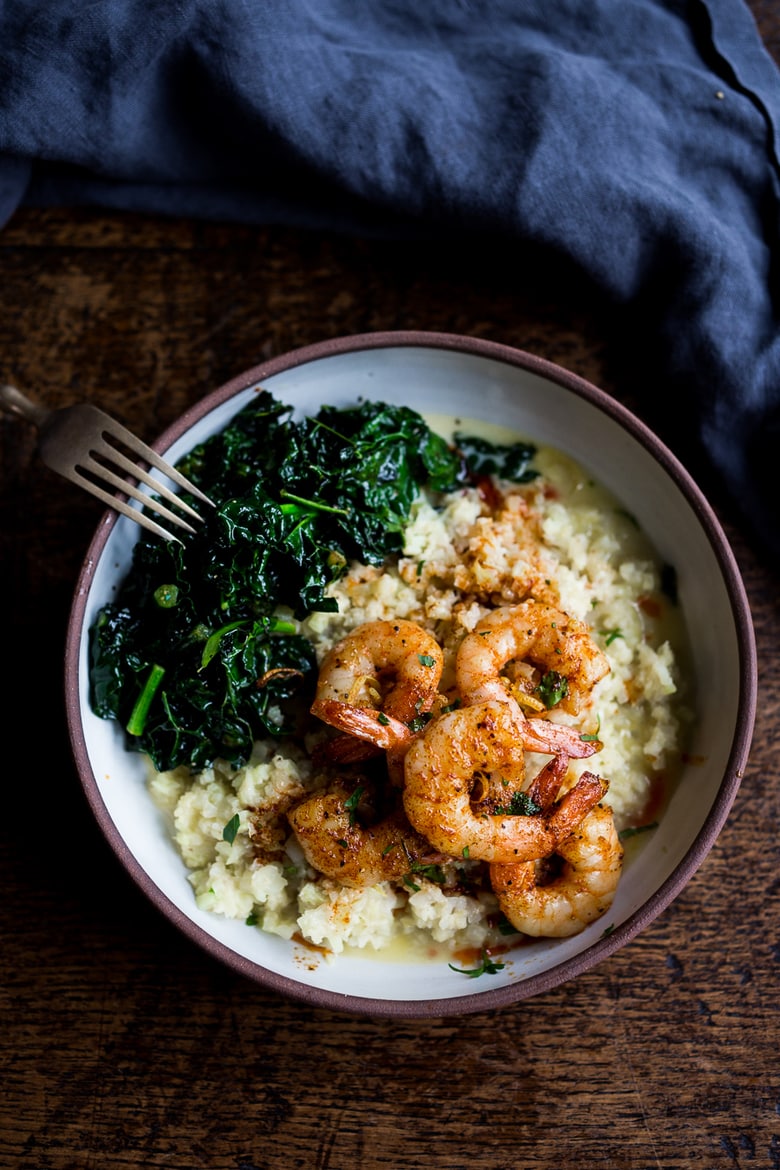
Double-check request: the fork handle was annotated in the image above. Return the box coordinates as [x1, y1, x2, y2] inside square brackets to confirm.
[0, 384, 51, 428]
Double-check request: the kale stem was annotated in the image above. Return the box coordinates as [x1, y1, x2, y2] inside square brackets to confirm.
[200, 620, 248, 670]
[126, 663, 166, 737]
[270, 617, 296, 635]
[279, 489, 350, 517]
[309, 417, 356, 447]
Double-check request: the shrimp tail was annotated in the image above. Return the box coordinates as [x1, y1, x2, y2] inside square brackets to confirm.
[311, 698, 412, 752]
[310, 735, 383, 768]
[546, 770, 609, 843]
[520, 717, 601, 759]
[527, 753, 570, 810]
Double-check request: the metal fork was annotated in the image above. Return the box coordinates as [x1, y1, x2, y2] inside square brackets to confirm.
[0, 384, 213, 542]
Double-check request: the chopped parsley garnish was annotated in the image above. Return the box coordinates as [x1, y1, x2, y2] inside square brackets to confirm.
[401, 841, 446, 889]
[535, 670, 569, 709]
[222, 813, 241, 844]
[417, 654, 436, 667]
[495, 791, 542, 816]
[601, 628, 624, 646]
[343, 786, 365, 826]
[407, 861, 446, 885]
[581, 715, 602, 743]
[449, 951, 506, 978]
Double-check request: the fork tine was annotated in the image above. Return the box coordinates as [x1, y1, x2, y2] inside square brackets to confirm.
[57, 464, 193, 542]
[75, 455, 199, 536]
[97, 416, 214, 506]
[90, 438, 204, 522]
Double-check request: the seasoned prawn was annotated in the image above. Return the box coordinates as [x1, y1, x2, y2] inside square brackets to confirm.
[287, 778, 436, 889]
[456, 601, 609, 716]
[312, 618, 443, 726]
[490, 802, 623, 937]
[402, 701, 607, 863]
[311, 618, 443, 776]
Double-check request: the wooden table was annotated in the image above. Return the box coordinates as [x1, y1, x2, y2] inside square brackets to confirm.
[2, 9, 779, 1167]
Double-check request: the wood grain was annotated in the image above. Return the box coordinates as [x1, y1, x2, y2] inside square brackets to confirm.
[2, 8, 779, 1169]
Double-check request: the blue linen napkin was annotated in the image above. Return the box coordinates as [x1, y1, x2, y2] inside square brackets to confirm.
[1, 0, 779, 565]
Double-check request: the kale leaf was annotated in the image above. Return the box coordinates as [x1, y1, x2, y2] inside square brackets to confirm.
[454, 433, 539, 483]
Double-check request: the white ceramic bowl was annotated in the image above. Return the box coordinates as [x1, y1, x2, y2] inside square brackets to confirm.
[65, 331, 757, 1016]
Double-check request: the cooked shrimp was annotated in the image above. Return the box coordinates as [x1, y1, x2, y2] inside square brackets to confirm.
[312, 618, 443, 725]
[455, 601, 609, 716]
[311, 618, 444, 765]
[490, 801, 623, 937]
[287, 778, 435, 889]
[402, 701, 608, 863]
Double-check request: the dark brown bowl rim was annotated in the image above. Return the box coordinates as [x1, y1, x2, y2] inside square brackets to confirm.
[64, 330, 758, 1018]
